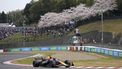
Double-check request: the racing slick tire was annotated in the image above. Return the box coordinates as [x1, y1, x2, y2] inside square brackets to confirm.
[64, 60, 74, 68]
[33, 61, 40, 67]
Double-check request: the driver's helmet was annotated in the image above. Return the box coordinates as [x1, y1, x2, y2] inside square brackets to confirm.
[47, 55, 52, 59]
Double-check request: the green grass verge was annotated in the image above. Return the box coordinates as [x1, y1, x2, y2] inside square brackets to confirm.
[74, 56, 122, 67]
[68, 18, 122, 36]
[12, 51, 122, 67]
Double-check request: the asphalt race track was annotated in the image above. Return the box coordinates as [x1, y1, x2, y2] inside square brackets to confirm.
[0, 53, 77, 69]
[0, 53, 122, 69]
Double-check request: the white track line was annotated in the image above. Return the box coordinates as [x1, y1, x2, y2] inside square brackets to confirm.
[3, 60, 32, 67]
[95, 67, 104, 69]
[107, 67, 116, 69]
[118, 67, 122, 69]
[85, 66, 94, 68]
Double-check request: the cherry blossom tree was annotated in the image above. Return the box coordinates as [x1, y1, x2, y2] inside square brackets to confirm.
[38, 0, 117, 27]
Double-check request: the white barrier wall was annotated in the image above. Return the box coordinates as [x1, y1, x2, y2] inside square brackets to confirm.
[68, 46, 83, 51]
[0, 49, 3, 53]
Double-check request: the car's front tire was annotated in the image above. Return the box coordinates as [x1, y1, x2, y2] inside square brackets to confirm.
[64, 60, 74, 68]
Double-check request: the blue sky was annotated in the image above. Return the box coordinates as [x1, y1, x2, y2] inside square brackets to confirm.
[0, 0, 31, 13]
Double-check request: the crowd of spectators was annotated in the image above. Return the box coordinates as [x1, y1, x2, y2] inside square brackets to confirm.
[38, 20, 76, 38]
[0, 27, 16, 40]
[0, 20, 76, 40]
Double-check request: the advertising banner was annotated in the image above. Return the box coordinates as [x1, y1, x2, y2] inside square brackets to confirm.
[40, 47, 50, 51]
[10, 48, 21, 52]
[85, 47, 91, 52]
[32, 47, 40, 51]
[61, 47, 67, 51]
[21, 48, 32, 52]
[113, 51, 119, 57]
[50, 47, 57, 51]
[91, 48, 96, 52]
[101, 48, 105, 54]
[108, 50, 113, 55]
[96, 48, 101, 53]
[104, 48, 109, 55]
[119, 51, 122, 57]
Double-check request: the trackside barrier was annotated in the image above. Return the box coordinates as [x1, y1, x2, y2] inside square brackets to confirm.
[3, 46, 122, 57]
[101, 48, 105, 54]
[50, 47, 57, 51]
[21, 48, 32, 52]
[76, 46, 82, 51]
[4, 46, 68, 52]
[113, 51, 119, 57]
[10, 48, 21, 52]
[90, 47, 97, 52]
[96, 48, 101, 53]
[0, 49, 3, 53]
[82, 46, 85, 51]
[61, 47, 67, 51]
[83, 46, 122, 57]
[104, 48, 109, 55]
[32, 47, 40, 51]
[56, 47, 67, 51]
[68, 46, 82, 51]
[40, 47, 50, 51]
[84, 47, 91, 52]
[119, 51, 122, 57]
[108, 49, 113, 56]
[69, 46, 76, 51]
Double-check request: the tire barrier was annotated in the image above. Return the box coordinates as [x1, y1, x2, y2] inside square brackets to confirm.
[2, 46, 122, 57]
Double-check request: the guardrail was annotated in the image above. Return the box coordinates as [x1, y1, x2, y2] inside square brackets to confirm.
[1, 46, 122, 57]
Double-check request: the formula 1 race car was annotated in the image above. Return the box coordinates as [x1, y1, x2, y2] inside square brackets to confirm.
[32, 56, 74, 68]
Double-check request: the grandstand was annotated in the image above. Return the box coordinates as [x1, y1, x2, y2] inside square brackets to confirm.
[0, 23, 10, 27]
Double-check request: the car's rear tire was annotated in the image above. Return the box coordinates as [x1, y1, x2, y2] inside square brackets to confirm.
[33, 61, 40, 67]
